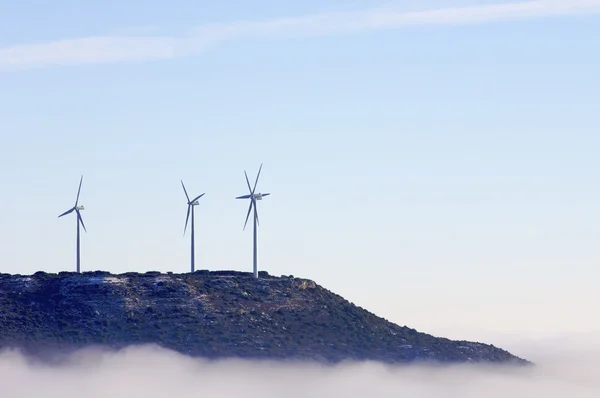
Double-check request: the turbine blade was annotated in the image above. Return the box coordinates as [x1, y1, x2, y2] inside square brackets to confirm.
[262, 193, 270, 197]
[236, 194, 251, 199]
[243, 200, 253, 231]
[255, 204, 260, 227]
[184, 204, 191, 235]
[75, 175, 83, 206]
[76, 209, 87, 233]
[191, 193, 205, 203]
[253, 163, 263, 193]
[58, 207, 75, 218]
[181, 180, 190, 202]
[244, 170, 253, 194]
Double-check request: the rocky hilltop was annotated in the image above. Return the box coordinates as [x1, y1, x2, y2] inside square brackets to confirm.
[0, 270, 527, 364]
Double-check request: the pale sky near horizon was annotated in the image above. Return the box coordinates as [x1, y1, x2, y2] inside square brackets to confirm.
[1, 0, 599, 343]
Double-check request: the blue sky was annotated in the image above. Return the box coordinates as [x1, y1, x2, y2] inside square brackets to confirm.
[1, 0, 599, 340]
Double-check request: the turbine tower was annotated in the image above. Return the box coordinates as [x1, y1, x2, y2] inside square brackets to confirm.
[58, 175, 87, 273]
[236, 163, 270, 279]
[181, 180, 205, 273]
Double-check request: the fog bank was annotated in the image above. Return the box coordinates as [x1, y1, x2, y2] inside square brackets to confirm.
[1, 335, 598, 397]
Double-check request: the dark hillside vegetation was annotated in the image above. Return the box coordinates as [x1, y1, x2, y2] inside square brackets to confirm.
[0, 270, 528, 364]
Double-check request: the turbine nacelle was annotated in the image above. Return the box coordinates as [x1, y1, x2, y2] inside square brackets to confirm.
[77, 205, 85, 211]
[254, 193, 270, 201]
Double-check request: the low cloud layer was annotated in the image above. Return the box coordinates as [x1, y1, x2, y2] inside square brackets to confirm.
[2, 0, 600, 70]
[1, 335, 598, 397]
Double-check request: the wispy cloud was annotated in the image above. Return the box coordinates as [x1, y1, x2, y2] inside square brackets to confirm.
[2, 0, 599, 70]
[1, 334, 600, 397]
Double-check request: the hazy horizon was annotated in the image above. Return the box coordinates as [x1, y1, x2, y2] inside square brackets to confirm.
[2, 333, 599, 397]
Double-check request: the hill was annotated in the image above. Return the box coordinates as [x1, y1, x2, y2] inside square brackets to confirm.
[0, 270, 528, 364]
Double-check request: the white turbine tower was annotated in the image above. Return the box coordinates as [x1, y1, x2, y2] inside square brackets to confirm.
[58, 175, 87, 273]
[236, 163, 270, 279]
[181, 180, 205, 273]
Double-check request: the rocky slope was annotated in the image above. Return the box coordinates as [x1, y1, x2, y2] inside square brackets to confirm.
[0, 270, 528, 364]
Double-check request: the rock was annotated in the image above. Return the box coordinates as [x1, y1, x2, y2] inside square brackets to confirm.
[0, 271, 529, 365]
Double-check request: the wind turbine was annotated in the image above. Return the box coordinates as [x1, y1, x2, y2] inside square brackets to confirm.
[58, 175, 87, 273]
[236, 163, 270, 279]
[181, 180, 205, 273]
